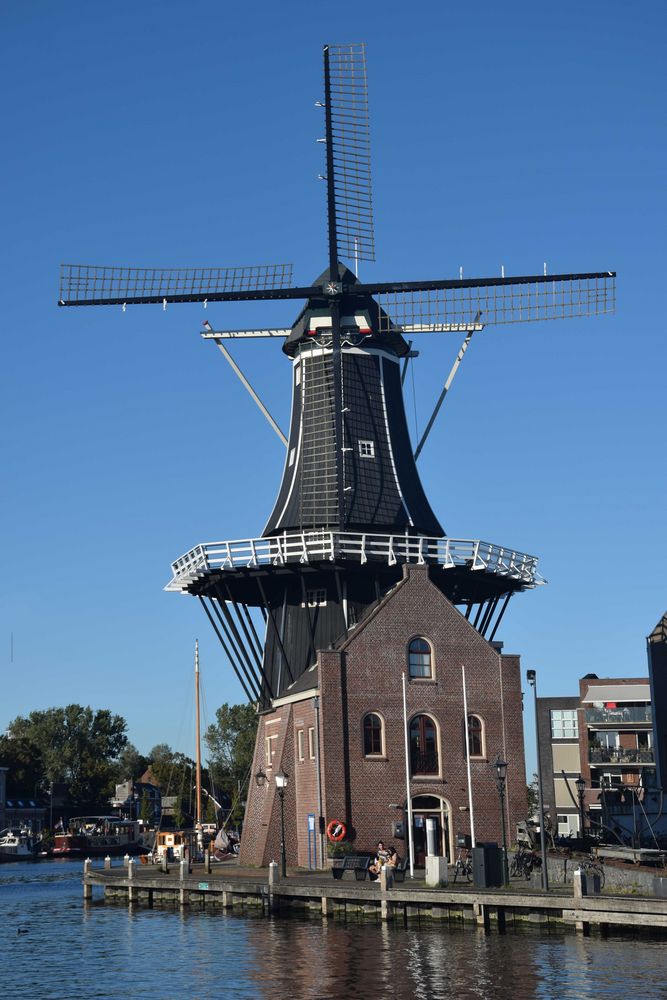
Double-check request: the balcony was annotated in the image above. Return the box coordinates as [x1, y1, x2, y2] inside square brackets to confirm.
[584, 705, 652, 725]
[589, 747, 655, 765]
[410, 751, 440, 776]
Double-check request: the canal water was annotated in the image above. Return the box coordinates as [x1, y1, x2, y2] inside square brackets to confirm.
[1, 860, 665, 999]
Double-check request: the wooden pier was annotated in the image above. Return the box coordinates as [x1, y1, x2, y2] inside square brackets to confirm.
[83, 858, 667, 936]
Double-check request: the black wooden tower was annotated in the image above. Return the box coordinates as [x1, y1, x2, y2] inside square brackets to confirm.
[59, 44, 615, 709]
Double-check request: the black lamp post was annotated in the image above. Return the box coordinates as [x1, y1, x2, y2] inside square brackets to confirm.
[526, 669, 549, 891]
[495, 754, 510, 886]
[275, 769, 289, 877]
[575, 774, 586, 849]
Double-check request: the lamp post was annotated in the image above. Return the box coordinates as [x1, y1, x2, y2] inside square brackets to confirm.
[575, 774, 586, 849]
[274, 769, 289, 878]
[526, 669, 550, 891]
[495, 754, 510, 887]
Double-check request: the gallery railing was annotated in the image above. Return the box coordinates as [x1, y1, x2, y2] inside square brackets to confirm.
[166, 531, 543, 591]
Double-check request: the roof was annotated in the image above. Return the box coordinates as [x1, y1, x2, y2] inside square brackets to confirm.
[649, 611, 667, 643]
[581, 683, 650, 703]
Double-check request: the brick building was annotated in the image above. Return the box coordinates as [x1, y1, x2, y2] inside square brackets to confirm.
[240, 564, 527, 869]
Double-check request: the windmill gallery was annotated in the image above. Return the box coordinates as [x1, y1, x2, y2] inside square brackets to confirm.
[59, 44, 615, 871]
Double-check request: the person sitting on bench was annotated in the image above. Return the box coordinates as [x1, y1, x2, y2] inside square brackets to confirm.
[385, 845, 399, 869]
[369, 841, 391, 880]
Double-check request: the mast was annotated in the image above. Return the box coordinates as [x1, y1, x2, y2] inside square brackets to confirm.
[195, 638, 202, 827]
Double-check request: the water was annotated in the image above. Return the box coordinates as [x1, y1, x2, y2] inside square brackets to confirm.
[1, 860, 665, 999]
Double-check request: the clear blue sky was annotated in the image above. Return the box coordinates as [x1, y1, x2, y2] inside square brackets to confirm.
[2, 2, 665, 774]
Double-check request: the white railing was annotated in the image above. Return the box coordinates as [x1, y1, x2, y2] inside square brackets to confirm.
[165, 531, 543, 592]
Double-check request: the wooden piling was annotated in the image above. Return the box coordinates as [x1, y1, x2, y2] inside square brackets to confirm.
[83, 859, 92, 901]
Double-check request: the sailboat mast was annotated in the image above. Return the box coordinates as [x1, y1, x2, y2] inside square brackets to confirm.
[195, 639, 202, 826]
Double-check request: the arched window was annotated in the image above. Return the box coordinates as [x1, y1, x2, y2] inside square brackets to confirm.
[409, 714, 439, 774]
[363, 713, 384, 756]
[466, 714, 484, 758]
[408, 637, 432, 679]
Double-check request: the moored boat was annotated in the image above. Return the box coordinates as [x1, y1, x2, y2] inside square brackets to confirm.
[0, 827, 39, 862]
[53, 817, 148, 858]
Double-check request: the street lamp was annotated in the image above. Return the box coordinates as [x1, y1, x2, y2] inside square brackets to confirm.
[495, 754, 510, 886]
[526, 669, 550, 891]
[254, 768, 267, 788]
[275, 769, 289, 878]
[575, 774, 586, 849]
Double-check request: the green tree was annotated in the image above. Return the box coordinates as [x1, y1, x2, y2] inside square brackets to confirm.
[205, 795, 217, 824]
[140, 790, 153, 824]
[527, 772, 539, 817]
[1, 705, 127, 808]
[204, 702, 258, 819]
[115, 743, 149, 782]
[147, 743, 177, 790]
[172, 798, 185, 829]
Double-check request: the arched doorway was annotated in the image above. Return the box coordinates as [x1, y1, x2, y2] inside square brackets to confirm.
[410, 795, 452, 866]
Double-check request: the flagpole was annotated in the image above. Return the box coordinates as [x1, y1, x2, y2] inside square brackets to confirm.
[462, 663, 476, 847]
[402, 672, 415, 878]
[195, 639, 202, 829]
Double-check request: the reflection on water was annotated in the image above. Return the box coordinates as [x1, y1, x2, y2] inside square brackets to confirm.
[1, 861, 665, 999]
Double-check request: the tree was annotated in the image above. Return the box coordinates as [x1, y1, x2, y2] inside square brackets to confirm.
[147, 743, 177, 790]
[527, 773, 540, 817]
[1, 705, 128, 808]
[140, 790, 152, 824]
[172, 797, 185, 829]
[115, 743, 149, 782]
[205, 795, 217, 824]
[204, 702, 258, 818]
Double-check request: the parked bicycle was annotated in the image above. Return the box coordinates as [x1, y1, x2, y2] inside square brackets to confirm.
[453, 850, 472, 883]
[510, 846, 538, 880]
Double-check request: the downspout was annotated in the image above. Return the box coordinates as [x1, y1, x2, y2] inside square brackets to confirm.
[313, 694, 325, 868]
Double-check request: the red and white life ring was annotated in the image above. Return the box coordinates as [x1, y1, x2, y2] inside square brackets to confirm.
[326, 819, 347, 842]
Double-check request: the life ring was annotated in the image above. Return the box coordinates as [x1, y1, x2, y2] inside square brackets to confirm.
[326, 820, 346, 842]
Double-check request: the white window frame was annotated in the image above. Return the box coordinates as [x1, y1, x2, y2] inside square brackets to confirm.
[308, 727, 316, 760]
[303, 588, 327, 608]
[297, 729, 304, 762]
[265, 734, 278, 769]
[362, 712, 386, 758]
[358, 439, 375, 459]
[550, 709, 579, 739]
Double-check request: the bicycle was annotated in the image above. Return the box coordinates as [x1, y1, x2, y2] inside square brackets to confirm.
[510, 846, 535, 880]
[453, 850, 472, 883]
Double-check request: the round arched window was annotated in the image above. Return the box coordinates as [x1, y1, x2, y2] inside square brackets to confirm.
[467, 714, 484, 757]
[363, 713, 383, 756]
[409, 714, 438, 774]
[408, 637, 432, 678]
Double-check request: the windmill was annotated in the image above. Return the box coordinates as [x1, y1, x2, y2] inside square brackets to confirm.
[59, 44, 615, 708]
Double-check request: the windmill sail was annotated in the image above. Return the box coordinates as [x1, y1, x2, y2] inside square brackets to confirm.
[59, 262, 295, 306]
[324, 43, 375, 267]
[374, 271, 615, 332]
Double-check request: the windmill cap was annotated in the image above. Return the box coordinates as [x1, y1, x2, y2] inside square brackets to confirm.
[282, 264, 410, 358]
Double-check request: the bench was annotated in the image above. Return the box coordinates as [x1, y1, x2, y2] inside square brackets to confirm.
[331, 855, 372, 880]
[391, 857, 410, 883]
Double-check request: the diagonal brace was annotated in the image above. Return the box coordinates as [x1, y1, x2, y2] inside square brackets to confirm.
[414, 323, 482, 461]
[210, 338, 287, 446]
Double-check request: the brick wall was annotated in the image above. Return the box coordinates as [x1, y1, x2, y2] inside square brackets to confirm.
[242, 565, 527, 867]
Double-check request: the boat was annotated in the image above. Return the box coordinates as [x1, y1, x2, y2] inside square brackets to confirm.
[152, 829, 194, 863]
[150, 641, 233, 864]
[52, 816, 148, 858]
[0, 827, 39, 862]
